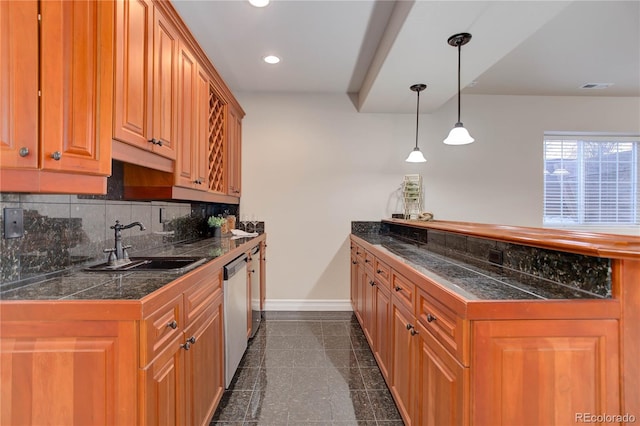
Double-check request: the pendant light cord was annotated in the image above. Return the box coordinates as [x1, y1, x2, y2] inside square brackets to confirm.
[415, 89, 420, 149]
[457, 43, 461, 123]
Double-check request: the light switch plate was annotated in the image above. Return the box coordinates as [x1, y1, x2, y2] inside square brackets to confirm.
[3, 208, 24, 239]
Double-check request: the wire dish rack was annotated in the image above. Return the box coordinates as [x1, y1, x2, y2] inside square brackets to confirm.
[402, 174, 423, 219]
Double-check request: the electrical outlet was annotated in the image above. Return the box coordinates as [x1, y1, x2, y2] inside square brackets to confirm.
[3, 208, 24, 239]
[488, 249, 503, 265]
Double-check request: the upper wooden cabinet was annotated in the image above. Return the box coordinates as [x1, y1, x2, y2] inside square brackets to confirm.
[0, 0, 114, 193]
[227, 106, 242, 197]
[113, 0, 178, 164]
[119, 0, 244, 204]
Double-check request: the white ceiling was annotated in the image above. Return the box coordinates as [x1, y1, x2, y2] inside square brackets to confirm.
[172, 0, 640, 114]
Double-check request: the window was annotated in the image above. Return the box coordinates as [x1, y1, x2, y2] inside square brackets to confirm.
[543, 134, 639, 227]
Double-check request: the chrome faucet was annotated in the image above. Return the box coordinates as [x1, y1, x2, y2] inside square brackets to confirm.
[105, 220, 146, 265]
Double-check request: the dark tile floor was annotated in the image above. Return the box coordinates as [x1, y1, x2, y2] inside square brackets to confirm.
[210, 311, 404, 426]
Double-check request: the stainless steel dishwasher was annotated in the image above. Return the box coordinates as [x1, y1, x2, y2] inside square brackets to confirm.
[223, 253, 248, 388]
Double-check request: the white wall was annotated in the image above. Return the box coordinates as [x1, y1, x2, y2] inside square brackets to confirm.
[237, 92, 640, 308]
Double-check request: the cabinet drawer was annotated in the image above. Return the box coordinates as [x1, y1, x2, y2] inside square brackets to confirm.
[141, 294, 183, 366]
[391, 271, 415, 313]
[417, 288, 468, 365]
[363, 250, 375, 270]
[184, 266, 222, 326]
[373, 258, 391, 289]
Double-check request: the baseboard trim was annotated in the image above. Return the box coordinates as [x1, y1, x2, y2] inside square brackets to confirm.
[263, 299, 353, 311]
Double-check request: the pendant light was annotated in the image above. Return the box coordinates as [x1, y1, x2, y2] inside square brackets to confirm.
[406, 83, 427, 163]
[443, 32, 474, 145]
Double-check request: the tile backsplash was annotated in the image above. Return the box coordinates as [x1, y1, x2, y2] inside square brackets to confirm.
[0, 161, 238, 285]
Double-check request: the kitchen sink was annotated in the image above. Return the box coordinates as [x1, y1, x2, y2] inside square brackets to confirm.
[85, 256, 207, 273]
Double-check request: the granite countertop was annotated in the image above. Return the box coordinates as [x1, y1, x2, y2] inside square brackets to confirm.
[0, 236, 260, 301]
[353, 232, 606, 301]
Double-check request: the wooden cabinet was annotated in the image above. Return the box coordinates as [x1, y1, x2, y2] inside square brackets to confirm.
[0, 0, 113, 193]
[113, 0, 177, 164]
[141, 263, 225, 426]
[0, 319, 137, 425]
[415, 321, 468, 426]
[0, 0, 38, 170]
[389, 298, 417, 425]
[373, 283, 391, 379]
[184, 296, 224, 426]
[472, 319, 620, 426]
[227, 106, 242, 196]
[349, 234, 623, 426]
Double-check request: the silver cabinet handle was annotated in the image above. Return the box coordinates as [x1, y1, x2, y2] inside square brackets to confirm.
[19, 147, 29, 157]
[51, 151, 62, 160]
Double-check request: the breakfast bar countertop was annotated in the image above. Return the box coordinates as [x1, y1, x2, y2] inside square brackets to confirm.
[0, 236, 262, 301]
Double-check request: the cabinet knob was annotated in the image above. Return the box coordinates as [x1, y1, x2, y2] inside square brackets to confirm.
[51, 151, 62, 160]
[251, 269, 256, 273]
[186, 336, 196, 345]
[394, 286, 402, 292]
[410, 328, 418, 336]
[352, 260, 357, 265]
[148, 138, 163, 146]
[166, 320, 178, 329]
[364, 259, 370, 263]
[19, 147, 29, 157]
[181, 342, 192, 350]
[369, 280, 376, 286]
[376, 269, 382, 274]
[426, 313, 436, 323]
[406, 323, 414, 331]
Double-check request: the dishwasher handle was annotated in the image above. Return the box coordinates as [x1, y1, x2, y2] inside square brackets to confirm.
[224, 254, 248, 280]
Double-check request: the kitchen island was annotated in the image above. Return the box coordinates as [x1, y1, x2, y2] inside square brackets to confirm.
[351, 219, 638, 426]
[0, 233, 266, 426]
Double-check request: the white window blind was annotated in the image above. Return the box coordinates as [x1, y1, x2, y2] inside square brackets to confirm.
[543, 135, 639, 226]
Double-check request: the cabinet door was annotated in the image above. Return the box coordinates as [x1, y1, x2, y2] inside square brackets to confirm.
[195, 66, 210, 191]
[1, 320, 136, 426]
[374, 286, 391, 379]
[39, 0, 113, 176]
[473, 319, 620, 426]
[363, 268, 376, 345]
[184, 298, 224, 426]
[176, 41, 197, 188]
[0, 0, 38, 169]
[227, 106, 242, 196]
[140, 335, 185, 426]
[151, 6, 178, 159]
[113, 0, 153, 151]
[415, 322, 468, 426]
[389, 300, 416, 425]
[350, 254, 358, 312]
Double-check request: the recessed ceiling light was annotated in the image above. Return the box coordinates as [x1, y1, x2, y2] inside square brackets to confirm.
[263, 55, 280, 64]
[580, 83, 614, 89]
[249, 0, 269, 7]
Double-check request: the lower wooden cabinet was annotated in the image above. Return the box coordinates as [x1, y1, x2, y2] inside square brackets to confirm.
[472, 319, 620, 426]
[1, 270, 225, 426]
[184, 295, 224, 426]
[373, 285, 391, 378]
[389, 298, 417, 425]
[140, 334, 185, 425]
[415, 321, 468, 426]
[349, 235, 622, 426]
[0, 320, 138, 425]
